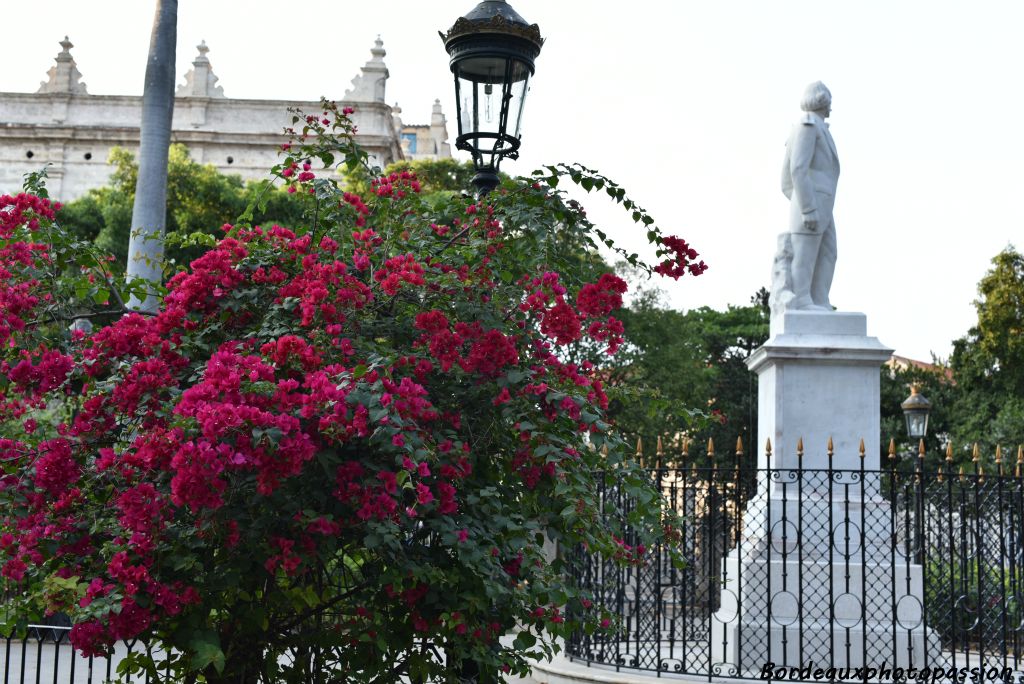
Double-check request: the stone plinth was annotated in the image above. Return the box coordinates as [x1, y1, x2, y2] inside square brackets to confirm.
[750, 311, 891, 472]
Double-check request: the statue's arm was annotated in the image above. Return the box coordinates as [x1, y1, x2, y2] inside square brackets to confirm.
[788, 123, 819, 218]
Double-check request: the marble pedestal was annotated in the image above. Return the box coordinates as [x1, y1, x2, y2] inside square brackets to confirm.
[711, 311, 937, 672]
[753, 311, 891, 474]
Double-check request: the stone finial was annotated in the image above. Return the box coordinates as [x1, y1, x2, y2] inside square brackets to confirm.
[430, 99, 452, 158]
[196, 40, 211, 63]
[38, 36, 88, 94]
[431, 99, 446, 126]
[177, 40, 225, 98]
[344, 36, 389, 104]
[371, 35, 386, 61]
[57, 36, 74, 59]
[391, 102, 405, 135]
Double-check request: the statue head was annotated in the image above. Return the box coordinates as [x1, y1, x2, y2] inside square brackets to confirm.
[799, 81, 832, 114]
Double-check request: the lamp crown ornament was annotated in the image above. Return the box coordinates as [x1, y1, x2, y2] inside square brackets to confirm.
[901, 384, 932, 412]
[439, 1, 544, 50]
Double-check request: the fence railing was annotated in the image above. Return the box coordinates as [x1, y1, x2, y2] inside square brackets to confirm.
[567, 442, 1024, 681]
[1, 624, 160, 683]
[7, 442, 1024, 683]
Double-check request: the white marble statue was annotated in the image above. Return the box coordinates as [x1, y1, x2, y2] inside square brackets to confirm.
[769, 81, 840, 315]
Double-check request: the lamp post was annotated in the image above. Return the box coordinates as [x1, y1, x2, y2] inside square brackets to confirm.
[441, 0, 544, 196]
[901, 385, 932, 441]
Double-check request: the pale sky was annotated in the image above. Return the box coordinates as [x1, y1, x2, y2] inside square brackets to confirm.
[3, 1, 1023, 363]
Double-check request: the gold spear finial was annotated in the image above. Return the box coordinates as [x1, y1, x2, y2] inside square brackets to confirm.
[797, 437, 804, 461]
[766, 438, 772, 460]
[888, 438, 897, 463]
[636, 437, 643, 458]
[918, 439, 926, 459]
[972, 443, 980, 463]
[959, 465, 966, 482]
[859, 438, 866, 460]
[656, 435, 664, 457]
[735, 436, 744, 458]
[996, 445, 1003, 476]
[707, 437, 715, 458]
[827, 436, 834, 461]
[946, 442, 954, 463]
[937, 464, 944, 483]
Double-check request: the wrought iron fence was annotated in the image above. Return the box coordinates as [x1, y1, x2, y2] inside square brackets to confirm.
[7, 441, 1024, 683]
[567, 441, 1024, 681]
[1, 624, 160, 683]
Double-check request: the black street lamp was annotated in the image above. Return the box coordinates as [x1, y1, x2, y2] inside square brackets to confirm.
[441, 0, 544, 196]
[901, 385, 932, 440]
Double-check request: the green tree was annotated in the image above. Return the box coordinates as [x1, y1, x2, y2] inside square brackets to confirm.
[381, 157, 478, 195]
[948, 245, 1024, 461]
[879, 361, 956, 470]
[610, 281, 769, 465]
[343, 157, 501, 207]
[58, 145, 306, 271]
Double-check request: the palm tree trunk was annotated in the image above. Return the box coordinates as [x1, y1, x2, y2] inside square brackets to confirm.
[126, 0, 178, 312]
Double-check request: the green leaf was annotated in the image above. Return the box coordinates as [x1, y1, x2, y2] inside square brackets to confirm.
[265, 426, 284, 445]
[190, 631, 225, 673]
[513, 631, 537, 649]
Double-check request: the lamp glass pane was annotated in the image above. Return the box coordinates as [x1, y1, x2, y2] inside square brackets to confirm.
[905, 412, 928, 439]
[505, 62, 530, 138]
[454, 56, 531, 162]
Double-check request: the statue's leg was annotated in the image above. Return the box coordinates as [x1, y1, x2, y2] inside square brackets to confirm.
[789, 232, 820, 310]
[810, 218, 837, 309]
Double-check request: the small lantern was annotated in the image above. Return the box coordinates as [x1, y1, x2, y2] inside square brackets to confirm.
[901, 385, 932, 439]
[441, 0, 543, 195]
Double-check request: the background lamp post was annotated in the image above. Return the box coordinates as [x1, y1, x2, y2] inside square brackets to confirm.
[441, 0, 543, 196]
[902, 385, 932, 440]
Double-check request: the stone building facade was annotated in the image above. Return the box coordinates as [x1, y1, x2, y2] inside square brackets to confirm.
[0, 37, 451, 200]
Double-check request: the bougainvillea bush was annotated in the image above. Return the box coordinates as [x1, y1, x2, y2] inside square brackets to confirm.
[0, 102, 706, 683]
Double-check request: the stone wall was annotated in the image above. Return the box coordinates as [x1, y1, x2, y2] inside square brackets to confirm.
[0, 36, 451, 200]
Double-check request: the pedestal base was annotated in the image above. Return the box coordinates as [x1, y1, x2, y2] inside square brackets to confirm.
[712, 311, 938, 672]
[712, 546, 938, 671]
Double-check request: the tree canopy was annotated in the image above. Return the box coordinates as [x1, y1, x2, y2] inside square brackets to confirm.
[58, 144, 306, 271]
[947, 245, 1024, 459]
[608, 278, 768, 465]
